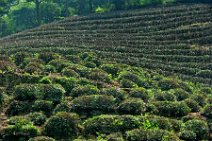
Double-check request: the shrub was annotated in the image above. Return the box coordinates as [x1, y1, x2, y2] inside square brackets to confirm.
[84, 61, 97, 68]
[77, 78, 94, 86]
[120, 79, 138, 88]
[129, 88, 150, 102]
[0, 88, 3, 106]
[39, 76, 52, 84]
[42, 84, 65, 104]
[14, 52, 29, 66]
[48, 59, 71, 72]
[154, 91, 176, 101]
[71, 85, 99, 97]
[62, 67, 80, 78]
[1, 120, 40, 141]
[196, 70, 212, 78]
[8, 116, 31, 125]
[191, 94, 206, 106]
[25, 62, 44, 74]
[44, 112, 80, 139]
[179, 130, 197, 141]
[6, 101, 32, 116]
[184, 98, 201, 112]
[106, 132, 124, 141]
[158, 78, 179, 91]
[83, 115, 141, 134]
[153, 101, 191, 117]
[71, 95, 115, 113]
[100, 64, 119, 77]
[43, 65, 56, 73]
[102, 88, 127, 102]
[87, 68, 111, 83]
[118, 71, 145, 87]
[116, 98, 146, 115]
[200, 87, 212, 95]
[32, 100, 54, 116]
[14, 84, 65, 103]
[28, 136, 56, 141]
[54, 77, 76, 94]
[38, 52, 59, 63]
[14, 84, 41, 101]
[53, 102, 71, 113]
[64, 64, 90, 77]
[201, 104, 212, 118]
[126, 128, 179, 141]
[28, 112, 47, 126]
[173, 88, 189, 101]
[181, 119, 209, 140]
[66, 55, 81, 63]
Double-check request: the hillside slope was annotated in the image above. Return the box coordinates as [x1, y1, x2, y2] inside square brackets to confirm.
[0, 4, 212, 85]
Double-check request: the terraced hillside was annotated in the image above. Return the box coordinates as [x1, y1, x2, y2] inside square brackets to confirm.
[0, 4, 212, 85]
[1, 4, 212, 84]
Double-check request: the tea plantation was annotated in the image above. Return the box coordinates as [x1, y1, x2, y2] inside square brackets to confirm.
[0, 3, 211, 141]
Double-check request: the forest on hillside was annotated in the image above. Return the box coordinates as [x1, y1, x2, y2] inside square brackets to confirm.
[0, 0, 211, 37]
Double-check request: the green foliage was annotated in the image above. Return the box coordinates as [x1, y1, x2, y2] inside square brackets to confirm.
[28, 112, 47, 126]
[100, 64, 119, 77]
[126, 128, 179, 141]
[62, 67, 80, 78]
[201, 104, 212, 118]
[158, 78, 179, 91]
[71, 85, 99, 97]
[116, 98, 146, 115]
[102, 88, 127, 102]
[129, 88, 150, 102]
[181, 119, 209, 140]
[184, 98, 200, 112]
[48, 59, 71, 72]
[44, 112, 80, 139]
[54, 77, 77, 94]
[153, 101, 191, 117]
[39, 76, 52, 84]
[28, 136, 56, 141]
[71, 95, 115, 113]
[6, 101, 31, 116]
[154, 91, 176, 101]
[32, 100, 54, 116]
[38, 52, 59, 64]
[83, 115, 141, 134]
[87, 68, 111, 83]
[179, 130, 197, 141]
[1, 118, 40, 141]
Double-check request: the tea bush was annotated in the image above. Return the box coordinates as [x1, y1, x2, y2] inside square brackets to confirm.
[83, 115, 141, 134]
[154, 91, 176, 101]
[32, 100, 54, 116]
[28, 112, 47, 126]
[28, 136, 56, 141]
[181, 119, 209, 140]
[6, 101, 32, 116]
[184, 98, 201, 112]
[158, 78, 179, 91]
[102, 88, 127, 102]
[201, 104, 212, 118]
[116, 98, 146, 115]
[44, 112, 80, 139]
[129, 88, 150, 102]
[100, 64, 119, 77]
[54, 77, 76, 94]
[153, 101, 191, 117]
[71, 95, 116, 112]
[71, 85, 99, 97]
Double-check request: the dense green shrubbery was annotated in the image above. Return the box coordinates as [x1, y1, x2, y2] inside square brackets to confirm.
[14, 52, 29, 66]
[66, 55, 82, 64]
[129, 88, 150, 102]
[44, 112, 80, 139]
[32, 100, 54, 116]
[38, 52, 59, 63]
[84, 61, 97, 68]
[201, 104, 212, 118]
[126, 128, 180, 141]
[1, 118, 40, 141]
[43, 65, 56, 73]
[14, 84, 65, 103]
[120, 79, 138, 88]
[39, 76, 52, 84]
[54, 77, 76, 94]
[28, 112, 47, 126]
[153, 101, 191, 117]
[28, 136, 56, 141]
[184, 98, 201, 112]
[25, 62, 44, 74]
[100, 64, 119, 77]
[116, 98, 146, 115]
[196, 70, 212, 78]
[83, 115, 141, 134]
[6, 101, 32, 116]
[158, 78, 179, 91]
[71, 95, 115, 113]
[71, 85, 99, 97]
[87, 68, 111, 83]
[154, 91, 176, 101]
[181, 119, 209, 140]
[48, 59, 71, 72]
[62, 67, 80, 78]
[172, 88, 190, 101]
[53, 102, 71, 113]
[0, 88, 4, 106]
[179, 130, 197, 141]
[102, 88, 127, 102]
[191, 94, 206, 106]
